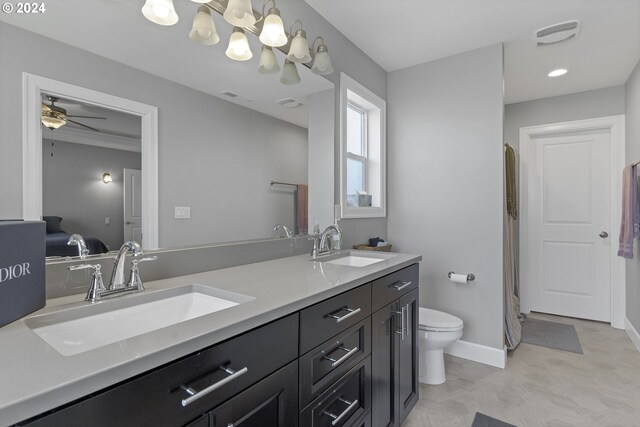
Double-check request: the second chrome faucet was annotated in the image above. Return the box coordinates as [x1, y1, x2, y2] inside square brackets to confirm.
[309, 225, 342, 259]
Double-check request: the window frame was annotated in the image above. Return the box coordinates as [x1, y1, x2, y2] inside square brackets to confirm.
[346, 102, 368, 194]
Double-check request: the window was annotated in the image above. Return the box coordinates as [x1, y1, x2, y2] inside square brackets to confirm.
[340, 73, 386, 218]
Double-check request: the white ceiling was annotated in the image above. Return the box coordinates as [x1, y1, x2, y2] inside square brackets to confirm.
[1, 0, 333, 127]
[304, 0, 640, 104]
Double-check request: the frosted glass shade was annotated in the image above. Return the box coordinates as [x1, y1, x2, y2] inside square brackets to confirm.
[226, 27, 253, 61]
[223, 0, 256, 27]
[41, 114, 66, 130]
[311, 50, 334, 75]
[190, 0, 210, 2]
[258, 46, 280, 74]
[142, 0, 179, 26]
[259, 8, 287, 47]
[287, 30, 311, 63]
[280, 59, 300, 85]
[190, 6, 220, 45]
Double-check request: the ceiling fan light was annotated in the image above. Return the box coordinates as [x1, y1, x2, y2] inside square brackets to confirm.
[223, 0, 256, 27]
[142, 0, 179, 26]
[311, 45, 333, 75]
[280, 59, 300, 85]
[287, 29, 311, 63]
[41, 114, 66, 130]
[226, 27, 253, 61]
[190, 6, 220, 45]
[259, 8, 287, 47]
[258, 45, 280, 74]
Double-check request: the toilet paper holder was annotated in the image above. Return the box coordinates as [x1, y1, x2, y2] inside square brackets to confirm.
[448, 271, 475, 282]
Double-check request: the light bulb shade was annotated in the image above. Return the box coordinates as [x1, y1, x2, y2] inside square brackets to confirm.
[226, 27, 253, 61]
[102, 173, 113, 184]
[190, 0, 210, 2]
[280, 59, 300, 85]
[259, 8, 287, 47]
[258, 46, 280, 74]
[41, 114, 66, 130]
[311, 49, 334, 75]
[190, 6, 220, 45]
[142, 0, 179, 26]
[223, 0, 256, 27]
[287, 30, 311, 63]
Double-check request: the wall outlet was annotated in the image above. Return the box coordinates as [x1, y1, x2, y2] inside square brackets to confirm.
[175, 207, 191, 219]
[104, 217, 110, 225]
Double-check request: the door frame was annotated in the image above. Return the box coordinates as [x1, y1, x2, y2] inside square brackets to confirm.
[22, 72, 159, 249]
[519, 115, 626, 329]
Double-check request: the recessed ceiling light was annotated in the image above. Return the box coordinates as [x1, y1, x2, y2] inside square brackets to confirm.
[548, 68, 568, 77]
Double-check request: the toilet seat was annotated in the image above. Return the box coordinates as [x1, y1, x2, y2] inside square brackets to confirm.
[419, 308, 463, 332]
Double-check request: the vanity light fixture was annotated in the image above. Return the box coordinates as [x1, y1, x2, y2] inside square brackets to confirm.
[287, 20, 311, 63]
[548, 68, 568, 77]
[259, 0, 287, 47]
[41, 114, 66, 130]
[190, 6, 220, 45]
[102, 172, 113, 184]
[258, 45, 280, 74]
[141, 0, 179, 26]
[226, 27, 253, 61]
[280, 59, 301, 85]
[311, 37, 333, 76]
[223, 0, 256, 28]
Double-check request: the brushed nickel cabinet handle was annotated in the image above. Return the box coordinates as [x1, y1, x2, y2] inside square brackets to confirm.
[323, 398, 359, 426]
[326, 307, 362, 323]
[180, 366, 248, 407]
[323, 345, 359, 367]
[388, 281, 412, 291]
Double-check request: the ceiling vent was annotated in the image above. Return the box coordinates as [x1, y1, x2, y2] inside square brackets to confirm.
[276, 98, 304, 108]
[534, 20, 580, 46]
[219, 91, 253, 103]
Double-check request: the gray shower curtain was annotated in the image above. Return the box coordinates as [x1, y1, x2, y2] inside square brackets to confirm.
[504, 144, 521, 350]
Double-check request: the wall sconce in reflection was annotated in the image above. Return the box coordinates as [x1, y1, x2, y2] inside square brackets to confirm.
[102, 172, 112, 184]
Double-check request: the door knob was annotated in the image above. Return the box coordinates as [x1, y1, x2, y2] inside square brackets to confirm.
[125, 221, 131, 225]
[599, 231, 608, 238]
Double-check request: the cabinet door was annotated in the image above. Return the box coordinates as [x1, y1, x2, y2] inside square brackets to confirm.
[397, 289, 419, 424]
[371, 303, 399, 427]
[209, 360, 298, 427]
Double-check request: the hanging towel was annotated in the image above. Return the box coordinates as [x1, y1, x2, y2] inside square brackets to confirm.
[295, 184, 308, 235]
[617, 165, 639, 259]
[505, 144, 518, 220]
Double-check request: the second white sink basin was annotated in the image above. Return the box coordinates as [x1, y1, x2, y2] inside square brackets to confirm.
[26, 284, 253, 356]
[324, 255, 387, 267]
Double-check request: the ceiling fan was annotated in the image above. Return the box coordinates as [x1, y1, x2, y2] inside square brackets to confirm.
[41, 96, 106, 132]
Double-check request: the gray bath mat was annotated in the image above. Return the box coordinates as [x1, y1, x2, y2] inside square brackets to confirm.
[471, 413, 516, 427]
[521, 318, 583, 354]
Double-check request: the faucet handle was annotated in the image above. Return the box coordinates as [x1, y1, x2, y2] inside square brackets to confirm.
[135, 256, 158, 264]
[68, 264, 107, 302]
[128, 256, 157, 290]
[68, 263, 100, 271]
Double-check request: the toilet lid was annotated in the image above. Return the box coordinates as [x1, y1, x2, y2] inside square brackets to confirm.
[419, 308, 463, 331]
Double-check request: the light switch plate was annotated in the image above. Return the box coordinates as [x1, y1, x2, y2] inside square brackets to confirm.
[174, 207, 191, 219]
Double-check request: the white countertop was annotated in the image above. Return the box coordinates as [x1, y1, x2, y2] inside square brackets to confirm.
[0, 250, 421, 425]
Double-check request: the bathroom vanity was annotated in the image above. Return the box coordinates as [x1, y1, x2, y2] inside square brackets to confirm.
[0, 251, 420, 427]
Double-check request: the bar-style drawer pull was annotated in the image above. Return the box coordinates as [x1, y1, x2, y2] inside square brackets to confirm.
[388, 280, 412, 291]
[323, 345, 359, 368]
[180, 366, 248, 407]
[326, 307, 361, 323]
[323, 397, 359, 426]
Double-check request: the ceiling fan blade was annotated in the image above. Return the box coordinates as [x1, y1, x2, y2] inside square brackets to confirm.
[65, 115, 107, 120]
[67, 119, 102, 132]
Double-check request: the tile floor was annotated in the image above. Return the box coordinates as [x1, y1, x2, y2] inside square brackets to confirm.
[403, 313, 640, 427]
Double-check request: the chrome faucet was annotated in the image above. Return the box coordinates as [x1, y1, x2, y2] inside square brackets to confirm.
[309, 225, 342, 259]
[110, 241, 144, 290]
[273, 224, 293, 238]
[67, 234, 89, 258]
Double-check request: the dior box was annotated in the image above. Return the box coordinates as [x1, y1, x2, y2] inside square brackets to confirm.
[0, 221, 46, 328]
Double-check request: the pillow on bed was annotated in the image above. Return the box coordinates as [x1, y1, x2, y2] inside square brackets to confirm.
[43, 216, 65, 234]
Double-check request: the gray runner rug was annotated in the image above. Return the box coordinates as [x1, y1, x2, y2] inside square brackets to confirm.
[521, 318, 583, 354]
[471, 413, 516, 427]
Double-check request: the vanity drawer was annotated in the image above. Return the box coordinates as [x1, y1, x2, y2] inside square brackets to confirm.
[299, 318, 371, 407]
[300, 284, 371, 354]
[300, 356, 371, 427]
[371, 264, 419, 312]
[21, 314, 298, 427]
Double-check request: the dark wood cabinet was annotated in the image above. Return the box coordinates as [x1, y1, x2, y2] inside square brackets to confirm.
[397, 290, 419, 423]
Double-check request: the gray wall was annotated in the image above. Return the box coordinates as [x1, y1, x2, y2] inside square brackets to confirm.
[505, 86, 626, 153]
[42, 140, 141, 251]
[626, 59, 640, 331]
[387, 44, 505, 350]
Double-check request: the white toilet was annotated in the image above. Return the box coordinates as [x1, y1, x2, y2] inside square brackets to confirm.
[418, 307, 464, 385]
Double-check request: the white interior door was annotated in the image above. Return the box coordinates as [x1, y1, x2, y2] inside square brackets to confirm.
[124, 168, 143, 244]
[530, 129, 611, 322]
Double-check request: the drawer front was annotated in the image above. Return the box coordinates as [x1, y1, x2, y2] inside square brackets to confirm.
[21, 314, 299, 427]
[300, 284, 371, 354]
[183, 414, 209, 427]
[299, 319, 371, 407]
[300, 356, 371, 427]
[371, 264, 419, 312]
[353, 411, 372, 427]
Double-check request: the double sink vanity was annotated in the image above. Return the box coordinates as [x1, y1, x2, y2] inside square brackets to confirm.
[0, 249, 421, 427]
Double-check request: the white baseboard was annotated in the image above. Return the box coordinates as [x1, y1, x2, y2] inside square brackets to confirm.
[625, 318, 640, 352]
[444, 339, 506, 369]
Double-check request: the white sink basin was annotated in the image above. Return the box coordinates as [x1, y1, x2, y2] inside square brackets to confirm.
[325, 255, 386, 267]
[26, 284, 253, 356]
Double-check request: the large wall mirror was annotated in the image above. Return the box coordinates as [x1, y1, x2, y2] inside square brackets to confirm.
[0, 0, 335, 260]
